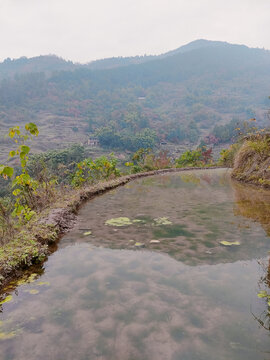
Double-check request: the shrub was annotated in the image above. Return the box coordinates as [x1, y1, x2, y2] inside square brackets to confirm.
[175, 149, 203, 167]
[218, 142, 242, 167]
[71, 154, 120, 187]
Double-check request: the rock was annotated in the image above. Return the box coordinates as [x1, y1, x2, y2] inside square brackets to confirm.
[150, 240, 160, 244]
[39, 208, 76, 232]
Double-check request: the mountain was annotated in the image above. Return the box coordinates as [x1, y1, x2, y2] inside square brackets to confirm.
[0, 40, 269, 156]
[85, 40, 230, 70]
[0, 55, 77, 81]
[0, 39, 244, 77]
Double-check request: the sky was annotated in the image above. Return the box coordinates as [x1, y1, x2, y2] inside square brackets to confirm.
[0, 0, 270, 63]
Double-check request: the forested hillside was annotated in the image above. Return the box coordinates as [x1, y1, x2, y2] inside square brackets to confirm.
[0, 40, 269, 157]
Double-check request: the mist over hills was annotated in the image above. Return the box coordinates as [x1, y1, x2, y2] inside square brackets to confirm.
[0, 39, 269, 155]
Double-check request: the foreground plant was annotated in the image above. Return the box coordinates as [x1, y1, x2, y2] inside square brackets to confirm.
[9, 124, 40, 222]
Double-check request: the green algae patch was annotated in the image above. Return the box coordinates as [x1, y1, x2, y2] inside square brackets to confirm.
[13, 273, 39, 287]
[105, 217, 133, 227]
[132, 219, 146, 224]
[153, 217, 173, 226]
[0, 295, 13, 305]
[220, 241, 240, 246]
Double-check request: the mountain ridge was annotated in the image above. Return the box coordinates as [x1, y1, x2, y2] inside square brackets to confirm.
[1, 39, 269, 80]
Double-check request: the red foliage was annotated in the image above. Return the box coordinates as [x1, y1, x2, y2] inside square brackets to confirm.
[201, 147, 213, 164]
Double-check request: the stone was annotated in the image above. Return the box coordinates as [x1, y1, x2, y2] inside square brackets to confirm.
[150, 240, 160, 244]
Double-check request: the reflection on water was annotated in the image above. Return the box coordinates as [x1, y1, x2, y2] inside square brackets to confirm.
[0, 169, 270, 360]
[62, 169, 270, 265]
[233, 180, 270, 237]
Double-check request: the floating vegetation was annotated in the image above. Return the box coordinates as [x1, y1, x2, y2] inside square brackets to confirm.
[24, 289, 40, 295]
[153, 217, 173, 226]
[105, 216, 173, 228]
[27, 273, 38, 283]
[0, 331, 16, 340]
[12, 273, 40, 287]
[135, 242, 145, 248]
[220, 241, 241, 246]
[29, 289, 39, 295]
[37, 281, 50, 286]
[83, 231, 92, 236]
[105, 217, 133, 227]
[16, 279, 27, 286]
[0, 295, 13, 305]
[257, 290, 269, 299]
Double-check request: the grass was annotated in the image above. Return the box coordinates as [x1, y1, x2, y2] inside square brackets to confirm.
[232, 134, 270, 188]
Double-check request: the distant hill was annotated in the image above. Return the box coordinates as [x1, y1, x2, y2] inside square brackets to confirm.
[0, 39, 247, 77]
[0, 55, 77, 80]
[0, 39, 269, 156]
[85, 40, 230, 70]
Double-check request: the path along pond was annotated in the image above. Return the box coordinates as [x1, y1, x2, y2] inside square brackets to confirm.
[1, 168, 270, 360]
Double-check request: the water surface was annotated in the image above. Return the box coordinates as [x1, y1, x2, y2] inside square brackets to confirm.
[0, 169, 270, 360]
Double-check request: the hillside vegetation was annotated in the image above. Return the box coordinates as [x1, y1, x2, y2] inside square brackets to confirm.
[0, 40, 270, 159]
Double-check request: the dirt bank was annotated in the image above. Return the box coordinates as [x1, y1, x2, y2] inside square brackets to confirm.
[232, 133, 270, 188]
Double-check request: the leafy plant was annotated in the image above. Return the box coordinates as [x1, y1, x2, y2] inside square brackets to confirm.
[0, 123, 39, 223]
[71, 154, 120, 187]
[175, 149, 203, 167]
[218, 142, 242, 167]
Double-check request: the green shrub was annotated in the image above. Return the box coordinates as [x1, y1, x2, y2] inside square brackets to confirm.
[218, 142, 242, 167]
[175, 149, 203, 167]
[71, 154, 120, 187]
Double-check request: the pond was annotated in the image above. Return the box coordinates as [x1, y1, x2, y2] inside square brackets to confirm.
[0, 169, 270, 360]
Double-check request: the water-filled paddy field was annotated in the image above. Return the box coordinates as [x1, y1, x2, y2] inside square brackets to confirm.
[1, 169, 270, 359]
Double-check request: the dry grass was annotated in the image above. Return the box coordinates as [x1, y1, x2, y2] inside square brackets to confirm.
[232, 134, 270, 187]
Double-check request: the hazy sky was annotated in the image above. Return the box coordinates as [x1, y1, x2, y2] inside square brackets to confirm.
[0, 0, 269, 63]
